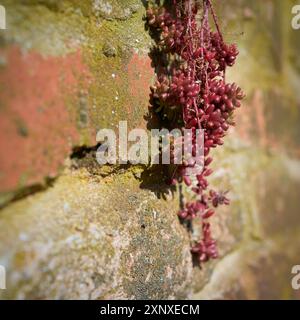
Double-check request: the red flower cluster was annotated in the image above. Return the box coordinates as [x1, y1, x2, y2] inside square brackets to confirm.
[147, 0, 244, 264]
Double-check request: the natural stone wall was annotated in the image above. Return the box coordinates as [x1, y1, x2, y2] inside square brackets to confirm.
[0, 165, 192, 299]
[0, 0, 153, 195]
[0, 0, 300, 299]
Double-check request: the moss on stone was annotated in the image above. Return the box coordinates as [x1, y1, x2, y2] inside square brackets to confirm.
[0, 165, 192, 299]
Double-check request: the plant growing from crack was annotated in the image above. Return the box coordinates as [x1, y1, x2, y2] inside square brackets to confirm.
[146, 0, 245, 264]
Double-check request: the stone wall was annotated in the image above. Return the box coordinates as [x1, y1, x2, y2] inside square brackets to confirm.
[0, 0, 299, 299]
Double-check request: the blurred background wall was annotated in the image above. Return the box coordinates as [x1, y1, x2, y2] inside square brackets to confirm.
[0, 0, 299, 299]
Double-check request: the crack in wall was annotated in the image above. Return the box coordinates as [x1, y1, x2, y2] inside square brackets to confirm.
[0, 177, 57, 210]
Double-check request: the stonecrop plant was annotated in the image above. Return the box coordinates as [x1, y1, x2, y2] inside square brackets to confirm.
[146, 0, 245, 264]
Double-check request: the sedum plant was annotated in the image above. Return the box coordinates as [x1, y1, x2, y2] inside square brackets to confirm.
[146, 0, 245, 264]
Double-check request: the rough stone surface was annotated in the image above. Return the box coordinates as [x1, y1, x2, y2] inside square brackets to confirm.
[0, 0, 154, 194]
[0, 0, 300, 300]
[0, 166, 192, 299]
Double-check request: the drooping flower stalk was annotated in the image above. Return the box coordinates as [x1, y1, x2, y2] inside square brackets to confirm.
[147, 0, 245, 264]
